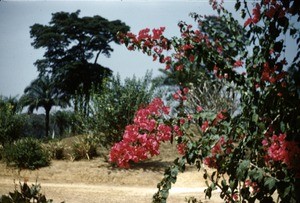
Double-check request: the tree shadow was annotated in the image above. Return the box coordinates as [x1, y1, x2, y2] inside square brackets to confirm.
[107, 159, 173, 172]
[130, 159, 173, 172]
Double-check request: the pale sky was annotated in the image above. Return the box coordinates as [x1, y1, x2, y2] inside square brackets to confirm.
[0, 0, 216, 97]
[0, 1, 297, 98]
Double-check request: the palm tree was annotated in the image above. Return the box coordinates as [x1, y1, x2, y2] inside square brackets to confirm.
[20, 76, 69, 138]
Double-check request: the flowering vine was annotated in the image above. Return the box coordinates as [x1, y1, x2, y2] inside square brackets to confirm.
[111, 0, 300, 202]
[109, 98, 184, 168]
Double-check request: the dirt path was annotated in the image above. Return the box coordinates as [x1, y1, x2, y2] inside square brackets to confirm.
[0, 178, 222, 203]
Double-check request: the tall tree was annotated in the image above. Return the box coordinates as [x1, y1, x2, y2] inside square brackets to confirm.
[20, 76, 69, 138]
[30, 10, 130, 115]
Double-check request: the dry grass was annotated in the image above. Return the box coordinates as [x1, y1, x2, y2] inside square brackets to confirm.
[0, 136, 223, 203]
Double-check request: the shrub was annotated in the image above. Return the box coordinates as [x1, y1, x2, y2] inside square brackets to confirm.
[0, 97, 26, 145]
[0, 181, 55, 203]
[3, 138, 50, 169]
[71, 134, 100, 160]
[43, 140, 66, 160]
[91, 71, 155, 147]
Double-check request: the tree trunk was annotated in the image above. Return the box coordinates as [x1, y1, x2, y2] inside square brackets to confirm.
[45, 107, 51, 138]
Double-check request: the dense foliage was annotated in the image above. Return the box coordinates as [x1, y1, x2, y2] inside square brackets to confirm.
[3, 138, 50, 169]
[91, 71, 156, 146]
[30, 10, 130, 116]
[0, 96, 25, 145]
[111, 0, 300, 202]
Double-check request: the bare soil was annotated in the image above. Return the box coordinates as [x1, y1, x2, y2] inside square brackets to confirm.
[0, 142, 223, 203]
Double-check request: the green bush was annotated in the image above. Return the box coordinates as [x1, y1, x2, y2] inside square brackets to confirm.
[0, 181, 56, 203]
[43, 140, 66, 160]
[3, 138, 50, 169]
[71, 134, 100, 161]
[91, 71, 155, 147]
[0, 97, 26, 145]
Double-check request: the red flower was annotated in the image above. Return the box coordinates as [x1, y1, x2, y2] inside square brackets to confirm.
[109, 98, 172, 168]
[152, 27, 165, 40]
[183, 87, 189, 95]
[252, 3, 261, 23]
[201, 121, 209, 132]
[217, 46, 223, 54]
[182, 44, 194, 51]
[203, 156, 217, 168]
[173, 93, 180, 100]
[233, 60, 244, 67]
[189, 55, 195, 62]
[176, 64, 184, 71]
[213, 65, 218, 74]
[244, 3, 260, 27]
[196, 106, 203, 112]
[176, 143, 186, 155]
[263, 133, 300, 170]
[244, 18, 253, 27]
[138, 28, 150, 40]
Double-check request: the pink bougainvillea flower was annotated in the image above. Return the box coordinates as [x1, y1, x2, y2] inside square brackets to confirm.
[177, 143, 186, 155]
[233, 60, 244, 67]
[244, 3, 261, 27]
[197, 106, 203, 112]
[201, 120, 209, 132]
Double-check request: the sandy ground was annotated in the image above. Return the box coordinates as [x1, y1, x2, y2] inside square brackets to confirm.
[0, 144, 223, 203]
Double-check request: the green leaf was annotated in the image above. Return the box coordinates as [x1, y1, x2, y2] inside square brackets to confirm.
[248, 168, 264, 182]
[241, 9, 246, 19]
[274, 41, 283, 52]
[254, 168, 264, 182]
[221, 179, 227, 187]
[211, 171, 217, 182]
[229, 179, 238, 191]
[280, 121, 286, 132]
[252, 113, 259, 123]
[236, 160, 250, 180]
[264, 177, 276, 191]
[229, 41, 236, 48]
[204, 187, 212, 199]
[283, 185, 292, 198]
[171, 167, 178, 178]
[290, 28, 297, 36]
[235, 1, 241, 11]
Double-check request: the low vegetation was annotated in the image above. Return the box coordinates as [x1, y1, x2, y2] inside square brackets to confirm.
[0, 181, 58, 203]
[2, 138, 50, 170]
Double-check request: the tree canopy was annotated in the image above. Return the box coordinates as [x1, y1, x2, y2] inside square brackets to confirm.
[30, 10, 130, 115]
[20, 76, 69, 137]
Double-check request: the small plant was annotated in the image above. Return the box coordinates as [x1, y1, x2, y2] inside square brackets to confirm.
[71, 135, 100, 160]
[185, 197, 203, 203]
[0, 180, 55, 203]
[43, 140, 66, 160]
[3, 138, 51, 169]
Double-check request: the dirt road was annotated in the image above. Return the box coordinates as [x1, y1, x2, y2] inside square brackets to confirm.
[0, 177, 222, 203]
[0, 145, 223, 203]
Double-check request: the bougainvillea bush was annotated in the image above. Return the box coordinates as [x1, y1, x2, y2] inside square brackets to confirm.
[110, 0, 300, 202]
